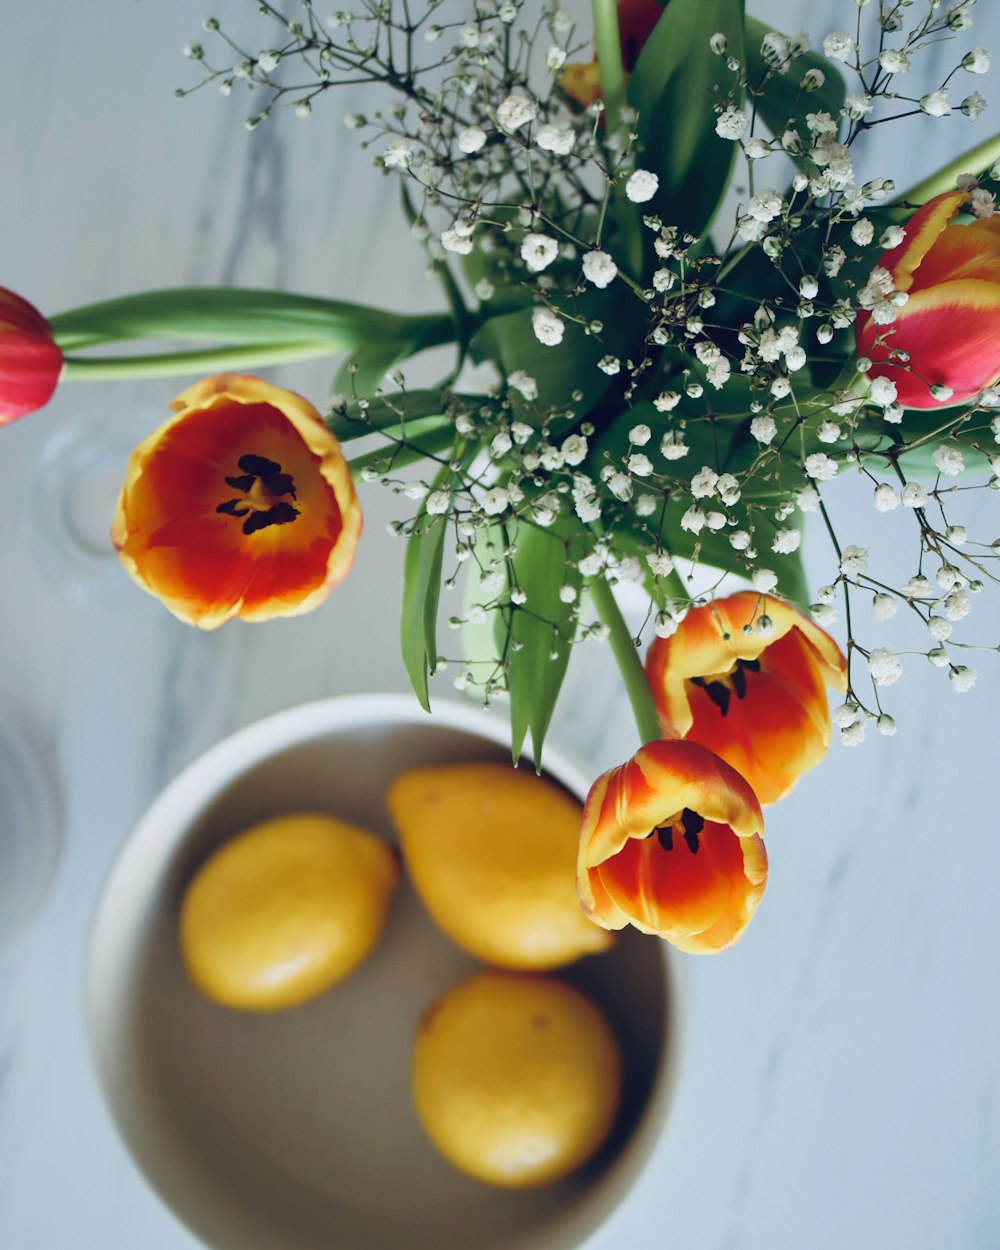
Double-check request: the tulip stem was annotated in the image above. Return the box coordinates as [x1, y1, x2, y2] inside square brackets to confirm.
[589, 575, 662, 747]
[60, 341, 345, 380]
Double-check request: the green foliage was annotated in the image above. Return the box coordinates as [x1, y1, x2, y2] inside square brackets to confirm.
[744, 16, 846, 173]
[469, 289, 634, 421]
[49, 288, 452, 353]
[628, 0, 746, 238]
[501, 522, 583, 769]
[401, 508, 450, 712]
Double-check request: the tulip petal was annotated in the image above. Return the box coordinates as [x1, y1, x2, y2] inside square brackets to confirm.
[912, 221, 1000, 292]
[879, 190, 967, 293]
[859, 278, 1000, 408]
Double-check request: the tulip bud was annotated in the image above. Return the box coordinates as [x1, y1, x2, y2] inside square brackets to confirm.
[0, 287, 63, 426]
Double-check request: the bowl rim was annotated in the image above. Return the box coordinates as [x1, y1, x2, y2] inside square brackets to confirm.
[85, 692, 686, 1250]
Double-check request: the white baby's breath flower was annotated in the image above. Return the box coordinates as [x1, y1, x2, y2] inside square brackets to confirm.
[901, 482, 928, 508]
[874, 483, 900, 512]
[796, 486, 820, 512]
[750, 414, 778, 445]
[628, 453, 653, 477]
[626, 169, 659, 203]
[634, 494, 657, 517]
[869, 647, 902, 686]
[950, 665, 977, 692]
[752, 568, 779, 593]
[647, 551, 674, 576]
[383, 136, 414, 168]
[805, 452, 838, 481]
[481, 488, 509, 515]
[851, 218, 875, 246]
[945, 589, 971, 621]
[441, 221, 475, 254]
[772, 529, 801, 554]
[841, 720, 866, 747]
[582, 250, 618, 288]
[547, 44, 567, 71]
[690, 467, 719, 498]
[654, 391, 681, 412]
[963, 46, 991, 74]
[497, 92, 538, 132]
[458, 124, 487, 153]
[845, 92, 873, 119]
[532, 306, 564, 346]
[873, 593, 898, 621]
[716, 106, 749, 140]
[921, 90, 951, 117]
[561, 434, 588, 465]
[426, 490, 450, 515]
[840, 544, 869, 576]
[817, 420, 841, 444]
[520, 233, 559, 272]
[934, 444, 965, 476]
[681, 505, 706, 533]
[536, 123, 575, 155]
[508, 371, 538, 401]
[607, 471, 633, 501]
[823, 32, 855, 62]
[730, 530, 751, 550]
[868, 375, 898, 408]
[878, 48, 910, 74]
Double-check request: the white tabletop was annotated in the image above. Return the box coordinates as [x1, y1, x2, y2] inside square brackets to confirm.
[2, 3, 999, 1248]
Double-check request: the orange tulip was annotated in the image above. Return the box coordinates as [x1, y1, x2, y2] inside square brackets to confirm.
[0, 286, 62, 425]
[112, 374, 362, 629]
[856, 189, 1000, 408]
[646, 593, 847, 807]
[577, 738, 766, 954]
[560, 0, 664, 110]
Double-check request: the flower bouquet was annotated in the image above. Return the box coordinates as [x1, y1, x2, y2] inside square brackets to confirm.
[6, 0, 1000, 955]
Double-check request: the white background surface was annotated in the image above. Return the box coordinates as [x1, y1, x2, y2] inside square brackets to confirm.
[1, 3, 999, 1248]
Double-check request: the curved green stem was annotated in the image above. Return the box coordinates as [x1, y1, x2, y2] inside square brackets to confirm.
[894, 128, 1000, 207]
[588, 575, 662, 747]
[60, 341, 344, 381]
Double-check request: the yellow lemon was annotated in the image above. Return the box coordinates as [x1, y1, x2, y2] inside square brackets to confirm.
[412, 971, 622, 1188]
[180, 813, 398, 1010]
[387, 763, 613, 969]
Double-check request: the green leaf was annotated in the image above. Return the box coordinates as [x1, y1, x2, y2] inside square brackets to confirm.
[744, 17, 846, 171]
[501, 523, 582, 770]
[628, 0, 745, 238]
[469, 289, 635, 421]
[49, 287, 453, 353]
[401, 511, 450, 712]
[333, 315, 458, 399]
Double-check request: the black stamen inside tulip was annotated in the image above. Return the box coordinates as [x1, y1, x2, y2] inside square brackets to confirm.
[690, 657, 762, 717]
[691, 676, 730, 716]
[681, 808, 704, 854]
[216, 451, 300, 533]
[656, 824, 673, 852]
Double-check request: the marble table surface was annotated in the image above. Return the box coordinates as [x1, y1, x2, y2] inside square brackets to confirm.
[2, 3, 999, 1248]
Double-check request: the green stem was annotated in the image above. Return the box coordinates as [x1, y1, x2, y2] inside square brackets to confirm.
[591, 0, 627, 132]
[60, 341, 344, 381]
[894, 128, 1000, 207]
[588, 575, 662, 747]
[591, 0, 644, 277]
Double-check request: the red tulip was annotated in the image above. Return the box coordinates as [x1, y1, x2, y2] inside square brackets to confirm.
[577, 738, 766, 954]
[113, 374, 362, 628]
[646, 593, 847, 807]
[856, 190, 1000, 409]
[0, 287, 62, 425]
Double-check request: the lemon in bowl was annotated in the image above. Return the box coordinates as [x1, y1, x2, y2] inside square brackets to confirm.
[413, 970, 623, 1188]
[388, 763, 613, 970]
[180, 812, 398, 1011]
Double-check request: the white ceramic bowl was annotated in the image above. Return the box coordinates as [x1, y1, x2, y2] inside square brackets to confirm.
[87, 695, 681, 1250]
